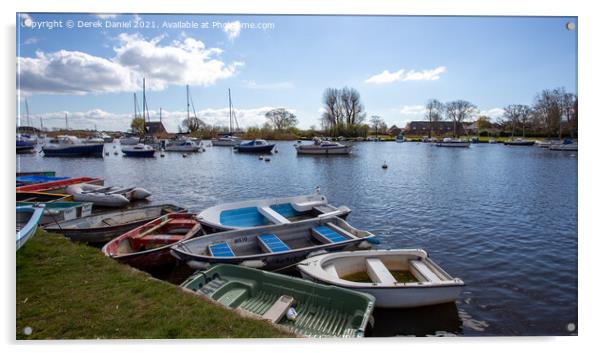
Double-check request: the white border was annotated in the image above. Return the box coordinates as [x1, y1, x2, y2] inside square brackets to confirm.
[3, 1, 600, 353]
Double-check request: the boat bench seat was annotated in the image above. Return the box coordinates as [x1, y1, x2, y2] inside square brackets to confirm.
[261, 295, 295, 323]
[293, 200, 324, 210]
[365, 258, 396, 285]
[258, 206, 291, 225]
[257, 234, 290, 253]
[208, 242, 235, 257]
[409, 260, 442, 283]
[311, 225, 348, 244]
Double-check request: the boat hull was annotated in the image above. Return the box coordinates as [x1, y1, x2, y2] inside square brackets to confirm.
[16, 206, 45, 250]
[42, 144, 104, 157]
[18, 201, 92, 225]
[435, 142, 470, 148]
[235, 144, 275, 153]
[16, 177, 104, 194]
[122, 149, 155, 157]
[211, 139, 240, 146]
[295, 145, 352, 155]
[504, 141, 535, 146]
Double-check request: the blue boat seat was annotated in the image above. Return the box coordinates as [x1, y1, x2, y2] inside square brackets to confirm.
[208, 242, 235, 257]
[311, 225, 348, 244]
[257, 234, 290, 253]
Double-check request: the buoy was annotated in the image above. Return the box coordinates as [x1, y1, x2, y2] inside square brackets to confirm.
[113, 145, 116, 149]
[265, 157, 271, 162]
[182, 153, 188, 158]
[202, 148, 206, 152]
[104, 152, 109, 156]
[382, 161, 388, 169]
[274, 148, 279, 153]
[114, 151, 118, 155]
[259, 155, 264, 160]
[160, 153, 165, 157]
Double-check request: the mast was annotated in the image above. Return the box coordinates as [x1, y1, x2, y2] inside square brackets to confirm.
[186, 85, 190, 120]
[65, 113, 68, 130]
[160, 107, 162, 123]
[134, 93, 138, 119]
[25, 99, 31, 126]
[228, 88, 233, 133]
[142, 78, 146, 138]
[39, 117, 43, 130]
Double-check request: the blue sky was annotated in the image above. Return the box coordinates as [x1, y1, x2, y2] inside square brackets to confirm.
[16, 13, 577, 132]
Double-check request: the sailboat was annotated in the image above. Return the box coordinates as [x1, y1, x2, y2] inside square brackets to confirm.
[122, 79, 156, 158]
[165, 85, 202, 152]
[211, 89, 241, 146]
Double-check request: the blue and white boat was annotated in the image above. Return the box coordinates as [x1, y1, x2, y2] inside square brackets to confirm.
[16, 134, 36, 153]
[197, 190, 351, 232]
[234, 139, 275, 153]
[164, 139, 201, 152]
[121, 143, 155, 158]
[16, 205, 45, 250]
[42, 135, 104, 157]
[17, 201, 92, 225]
[16, 175, 70, 186]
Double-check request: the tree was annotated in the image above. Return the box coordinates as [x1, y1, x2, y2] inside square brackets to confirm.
[370, 115, 384, 138]
[476, 116, 492, 130]
[533, 89, 562, 138]
[181, 116, 204, 133]
[445, 100, 477, 137]
[265, 108, 298, 131]
[425, 99, 445, 138]
[559, 90, 577, 139]
[321, 87, 366, 137]
[130, 117, 145, 136]
[503, 104, 530, 138]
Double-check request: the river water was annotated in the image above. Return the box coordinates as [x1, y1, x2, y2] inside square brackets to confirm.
[16, 140, 578, 336]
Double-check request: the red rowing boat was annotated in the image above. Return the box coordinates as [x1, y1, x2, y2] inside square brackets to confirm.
[102, 213, 202, 271]
[15, 177, 104, 193]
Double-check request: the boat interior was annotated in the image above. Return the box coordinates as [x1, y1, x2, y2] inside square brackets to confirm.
[199, 220, 362, 257]
[115, 217, 200, 254]
[218, 202, 337, 228]
[184, 265, 370, 337]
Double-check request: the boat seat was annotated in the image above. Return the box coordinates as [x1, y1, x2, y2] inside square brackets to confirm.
[262, 295, 295, 323]
[409, 260, 442, 283]
[293, 200, 324, 210]
[311, 226, 348, 244]
[365, 258, 396, 285]
[258, 206, 291, 225]
[208, 242, 235, 257]
[257, 234, 290, 253]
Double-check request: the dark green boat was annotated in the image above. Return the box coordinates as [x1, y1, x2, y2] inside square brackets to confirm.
[181, 264, 375, 338]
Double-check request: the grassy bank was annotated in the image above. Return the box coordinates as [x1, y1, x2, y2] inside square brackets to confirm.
[16, 230, 294, 339]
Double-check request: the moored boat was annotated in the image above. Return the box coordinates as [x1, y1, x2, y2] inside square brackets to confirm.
[16, 177, 104, 194]
[297, 249, 464, 308]
[181, 264, 375, 338]
[45, 204, 186, 244]
[211, 134, 241, 146]
[66, 183, 151, 207]
[234, 139, 275, 153]
[549, 142, 578, 151]
[17, 171, 56, 177]
[17, 191, 72, 203]
[121, 143, 156, 157]
[16, 175, 70, 186]
[102, 213, 202, 270]
[16, 205, 45, 250]
[170, 216, 378, 271]
[503, 138, 535, 146]
[42, 135, 104, 157]
[16, 134, 36, 153]
[435, 138, 470, 148]
[164, 139, 201, 152]
[17, 201, 92, 225]
[295, 139, 352, 155]
[197, 190, 351, 232]
[119, 135, 140, 145]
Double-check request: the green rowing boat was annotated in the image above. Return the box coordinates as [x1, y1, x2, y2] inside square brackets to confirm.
[181, 264, 375, 338]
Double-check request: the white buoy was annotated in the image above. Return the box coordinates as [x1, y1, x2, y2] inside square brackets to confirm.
[382, 161, 388, 169]
[259, 155, 264, 160]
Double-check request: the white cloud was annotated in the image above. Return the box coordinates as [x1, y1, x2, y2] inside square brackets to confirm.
[478, 108, 504, 119]
[96, 14, 117, 19]
[23, 37, 38, 45]
[242, 80, 293, 90]
[366, 66, 447, 84]
[399, 105, 427, 116]
[18, 33, 243, 95]
[223, 21, 241, 41]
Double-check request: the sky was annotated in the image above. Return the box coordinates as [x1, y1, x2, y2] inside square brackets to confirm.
[16, 13, 578, 132]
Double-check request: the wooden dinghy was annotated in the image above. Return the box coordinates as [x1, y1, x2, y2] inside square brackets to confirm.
[17, 191, 72, 203]
[45, 204, 186, 244]
[181, 264, 375, 338]
[16, 205, 45, 250]
[170, 217, 379, 271]
[102, 213, 201, 270]
[297, 249, 464, 308]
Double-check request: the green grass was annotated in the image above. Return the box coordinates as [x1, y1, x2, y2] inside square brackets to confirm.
[16, 230, 294, 339]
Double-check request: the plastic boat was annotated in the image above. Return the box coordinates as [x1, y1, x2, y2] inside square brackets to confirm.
[121, 143, 156, 157]
[17, 191, 72, 203]
[102, 213, 202, 270]
[44, 204, 186, 244]
[16, 205, 45, 250]
[435, 138, 470, 148]
[164, 139, 201, 152]
[16, 177, 104, 194]
[297, 249, 464, 308]
[211, 134, 240, 146]
[197, 190, 351, 232]
[170, 216, 378, 271]
[295, 139, 352, 155]
[42, 135, 104, 157]
[66, 183, 151, 207]
[17, 201, 92, 225]
[503, 138, 535, 146]
[16, 175, 70, 186]
[181, 264, 375, 338]
[234, 139, 275, 153]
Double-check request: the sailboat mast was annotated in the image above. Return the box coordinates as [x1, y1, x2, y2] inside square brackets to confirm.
[187, 85, 190, 120]
[25, 100, 31, 126]
[65, 113, 68, 130]
[228, 88, 232, 133]
[134, 93, 138, 119]
[142, 78, 146, 137]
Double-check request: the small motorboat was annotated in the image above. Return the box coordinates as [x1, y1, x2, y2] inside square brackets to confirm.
[549, 142, 578, 151]
[66, 183, 151, 207]
[234, 139, 275, 153]
[121, 143, 156, 157]
[16, 177, 104, 194]
[503, 138, 535, 146]
[211, 134, 240, 146]
[435, 138, 470, 148]
[102, 213, 202, 270]
[297, 249, 464, 308]
[16, 175, 70, 186]
[170, 216, 378, 271]
[181, 264, 375, 338]
[295, 138, 352, 155]
[488, 139, 498, 144]
[17, 201, 92, 225]
[16, 205, 45, 250]
[42, 135, 104, 157]
[44, 204, 186, 244]
[197, 189, 351, 232]
[17, 191, 72, 203]
[119, 135, 140, 145]
[164, 139, 201, 152]
[16, 134, 36, 153]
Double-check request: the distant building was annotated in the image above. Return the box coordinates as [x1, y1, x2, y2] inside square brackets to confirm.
[16, 126, 41, 135]
[403, 121, 480, 136]
[145, 121, 167, 136]
[387, 125, 402, 136]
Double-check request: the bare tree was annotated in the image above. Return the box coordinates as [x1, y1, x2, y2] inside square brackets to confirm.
[533, 89, 562, 138]
[322, 87, 366, 137]
[559, 90, 577, 139]
[425, 99, 445, 138]
[182, 116, 204, 133]
[445, 100, 477, 137]
[265, 108, 298, 131]
[503, 104, 530, 138]
[370, 115, 384, 139]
